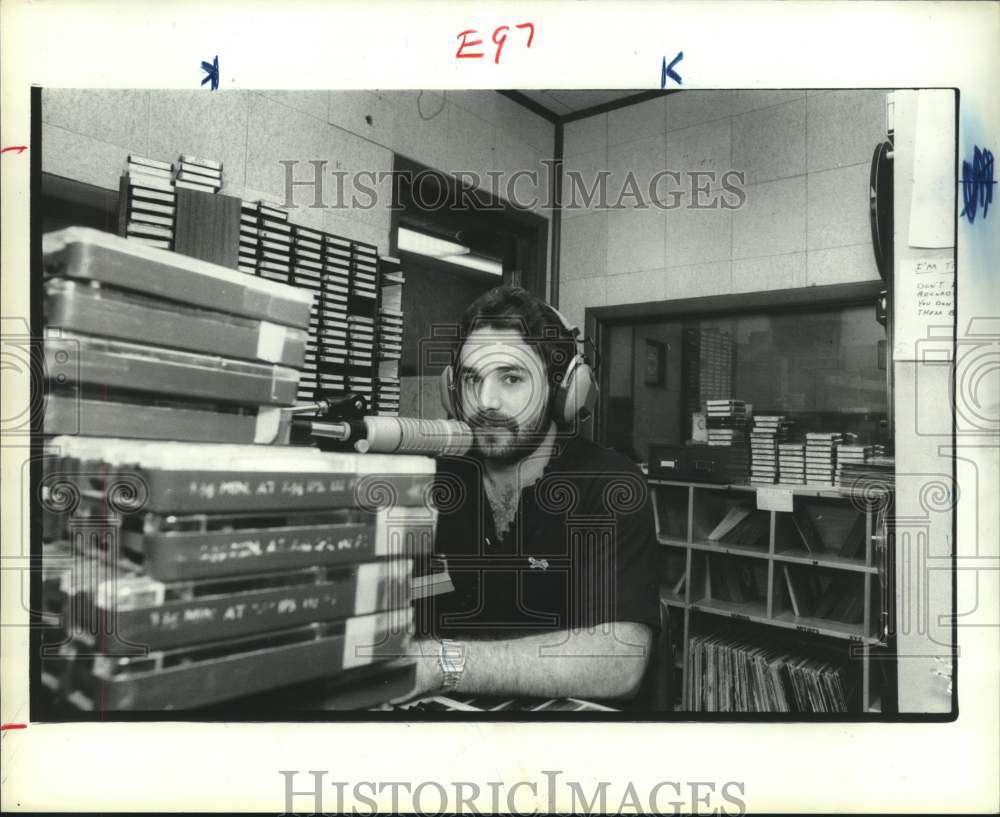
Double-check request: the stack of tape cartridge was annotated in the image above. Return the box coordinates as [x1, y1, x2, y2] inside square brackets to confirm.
[40, 436, 437, 711]
[120, 155, 177, 250]
[237, 201, 262, 274]
[291, 225, 325, 401]
[375, 255, 405, 416]
[319, 234, 353, 397]
[234, 202, 398, 408]
[240, 201, 294, 284]
[346, 241, 379, 406]
[347, 313, 376, 403]
[175, 154, 223, 193]
[805, 432, 845, 487]
[42, 227, 313, 444]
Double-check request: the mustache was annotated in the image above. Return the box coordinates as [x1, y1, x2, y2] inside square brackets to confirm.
[468, 411, 519, 430]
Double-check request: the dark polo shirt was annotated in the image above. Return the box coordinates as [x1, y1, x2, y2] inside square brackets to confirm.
[416, 436, 660, 639]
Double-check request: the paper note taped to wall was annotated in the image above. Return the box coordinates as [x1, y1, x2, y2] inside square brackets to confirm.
[907, 90, 956, 249]
[893, 257, 956, 361]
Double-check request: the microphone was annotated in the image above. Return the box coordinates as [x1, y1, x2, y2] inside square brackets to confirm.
[311, 415, 474, 456]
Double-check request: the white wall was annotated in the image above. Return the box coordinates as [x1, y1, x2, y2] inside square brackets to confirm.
[558, 89, 887, 328]
[42, 89, 554, 256]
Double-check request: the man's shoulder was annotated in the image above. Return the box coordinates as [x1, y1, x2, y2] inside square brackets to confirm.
[550, 438, 653, 523]
[433, 439, 644, 484]
[434, 453, 485, 482]
[557, 436, 644, 476]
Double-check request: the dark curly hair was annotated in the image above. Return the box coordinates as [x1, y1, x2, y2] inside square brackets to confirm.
[456, 286, 579, 392]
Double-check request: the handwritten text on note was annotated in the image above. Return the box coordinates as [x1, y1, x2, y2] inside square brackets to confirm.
[893, 257, 956, 361]
[457, 23, 534, 64]
[913, 259, 955, 319]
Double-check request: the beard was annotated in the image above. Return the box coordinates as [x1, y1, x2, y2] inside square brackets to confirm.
[468, 411, 549, 463]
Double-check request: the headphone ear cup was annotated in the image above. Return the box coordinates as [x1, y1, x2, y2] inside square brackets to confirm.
[574, 361, 598, 421]
[553, 357, 598, 426]
[439, 366, 457, 418]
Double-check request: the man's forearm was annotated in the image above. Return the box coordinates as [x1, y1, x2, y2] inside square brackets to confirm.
[421, 623, 652, 700]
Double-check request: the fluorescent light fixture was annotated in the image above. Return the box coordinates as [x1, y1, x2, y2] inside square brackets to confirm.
[398, 226, 503, 276]
[398, 227, 468, 258]
[443, 254, 504, 275]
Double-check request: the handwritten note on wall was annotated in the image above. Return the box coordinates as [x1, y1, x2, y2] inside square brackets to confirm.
[893, 257, 956, 361]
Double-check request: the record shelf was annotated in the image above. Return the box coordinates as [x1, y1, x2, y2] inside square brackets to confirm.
[649, 478, 895, 713]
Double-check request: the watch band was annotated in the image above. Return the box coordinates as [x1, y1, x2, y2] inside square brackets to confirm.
[438, 638, 465, 690]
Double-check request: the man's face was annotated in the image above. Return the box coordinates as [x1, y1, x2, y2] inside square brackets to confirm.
[456, 327, 551, 462]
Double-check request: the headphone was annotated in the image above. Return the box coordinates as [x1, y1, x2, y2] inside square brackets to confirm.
[439, 301, 598, 428]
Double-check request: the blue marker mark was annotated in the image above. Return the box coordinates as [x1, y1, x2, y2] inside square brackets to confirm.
[960, 146, 995, 224]
[661, 52, 683, 87]
[201, 55, 220, 91]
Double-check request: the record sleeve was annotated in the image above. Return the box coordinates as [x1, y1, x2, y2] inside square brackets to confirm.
[121, 506, 436, 581]
[43, 227, 313, 329]
[44, 395, 286, 444]
[45, 279, 308, 368]
[46, 435, 437, 513]
[48, 611, 410, 710]
[45, 331, 301, 407]
[61, 560, 414, 650]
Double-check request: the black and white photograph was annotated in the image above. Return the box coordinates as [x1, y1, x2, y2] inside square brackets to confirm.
[29, 83, 955, 718]
[2, 1, 997, 814]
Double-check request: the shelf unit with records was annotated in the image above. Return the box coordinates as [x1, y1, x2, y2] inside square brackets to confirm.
[649, 477, 894, 713]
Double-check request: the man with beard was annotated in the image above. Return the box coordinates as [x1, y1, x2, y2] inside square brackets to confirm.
[406, 286, 659, 702]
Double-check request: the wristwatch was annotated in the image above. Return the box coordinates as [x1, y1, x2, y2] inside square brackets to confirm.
[438, 638, 466, 690]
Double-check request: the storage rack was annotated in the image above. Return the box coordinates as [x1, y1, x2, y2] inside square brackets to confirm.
[649, 477, 894, 713]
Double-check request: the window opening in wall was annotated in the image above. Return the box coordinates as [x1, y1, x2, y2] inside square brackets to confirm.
[391, 156, 549, 418]
[599, 302, 890, 467]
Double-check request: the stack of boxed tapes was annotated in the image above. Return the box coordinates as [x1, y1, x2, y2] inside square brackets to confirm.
[347, 242, 379, 408]
[237, 200, 293, 281]
[352, 242, 379, 301]
[237, 202, 261, 274]
[748, 415, 791, 484]
[836, 448, 892, 493]
[347, 313, 376, 405]
[778, 442, 806, 485]
[705, 399, 748, 445]
[42, 227, 312, 444]
[348, 314, 375, 371]
[375, 256, 404, 416]
[683, 328, 735, 416]
[319, 234, 353, 397]
[40, 437, 436, 711]
[120, 155, 177, 250]
[705, 399, 749, 482]
[234, 202, 398, 409]
[174, 154, 223, 193]
[255, 203, 294, 284]
[804, 432, 844, 487]
[291, 225, 325, 402]
[834, 443, 874, 486]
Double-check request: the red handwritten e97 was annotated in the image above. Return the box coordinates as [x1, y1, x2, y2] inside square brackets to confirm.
[456, 23, 534, 64]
